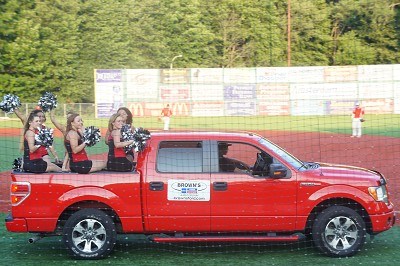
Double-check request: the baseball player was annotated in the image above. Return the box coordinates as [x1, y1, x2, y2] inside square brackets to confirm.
[351, 102, 365, 138]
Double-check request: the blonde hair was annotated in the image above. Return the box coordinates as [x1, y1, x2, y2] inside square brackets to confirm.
[108, 113, 120, 132]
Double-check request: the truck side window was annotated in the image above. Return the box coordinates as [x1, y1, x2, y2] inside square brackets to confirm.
[157, 141, 203, 173]
[218, 142, 260, 174]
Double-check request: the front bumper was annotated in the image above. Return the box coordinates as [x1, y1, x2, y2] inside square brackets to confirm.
[370, 210, 396, 233]
[5, 213, 28, 232]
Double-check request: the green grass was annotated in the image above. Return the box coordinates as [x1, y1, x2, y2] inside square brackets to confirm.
[1, 114, 399, 172]
[2, 114, 400, 137]
[0, 213, 398, 265]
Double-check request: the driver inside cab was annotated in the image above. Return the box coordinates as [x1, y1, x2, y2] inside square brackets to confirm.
[218, 142, 250, 172]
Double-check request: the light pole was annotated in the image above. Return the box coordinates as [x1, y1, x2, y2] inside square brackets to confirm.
[170, 54, 183, 69]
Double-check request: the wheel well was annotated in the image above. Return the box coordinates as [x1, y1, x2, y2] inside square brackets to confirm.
[56, 201, 122, 233]
[304, 198, 372, 235]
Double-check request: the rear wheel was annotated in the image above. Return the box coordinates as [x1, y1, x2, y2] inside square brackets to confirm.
[312, 206, 366, 257]
[63, 208, 117, 259]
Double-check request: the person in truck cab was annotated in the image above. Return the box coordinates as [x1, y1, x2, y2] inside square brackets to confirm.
[64, 113, 106, 174]
[106, 113, 135, 172]
[218, 142, 250, 172]
[23, 112, 62, 173]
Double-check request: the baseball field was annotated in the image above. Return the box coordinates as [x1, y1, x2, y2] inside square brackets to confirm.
[0, 114, 399, 265]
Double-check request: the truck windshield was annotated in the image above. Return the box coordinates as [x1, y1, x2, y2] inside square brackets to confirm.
[258, 138, 305, 170]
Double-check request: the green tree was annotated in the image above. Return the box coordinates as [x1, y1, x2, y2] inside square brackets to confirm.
[1, 0, 81, 102]
[201, 0, 285, 67]
[288, 0, 331, 66]
[330, 0, 399, 65]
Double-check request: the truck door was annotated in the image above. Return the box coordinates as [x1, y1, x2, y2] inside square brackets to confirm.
[210, 141, 297, 232]
[144, 140, 211, 232]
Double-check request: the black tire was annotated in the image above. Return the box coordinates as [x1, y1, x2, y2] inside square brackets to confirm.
[62, 208, 117, 259]
[312, 206, 366, 257]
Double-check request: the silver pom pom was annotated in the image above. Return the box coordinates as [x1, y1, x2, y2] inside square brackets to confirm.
[0, 94, 21, 114]
[38, 92, 58, 112]
[120, 124, 134, 154]
[12, 157, 23, 172]
[35, 127, 54, 148]
[82, 126, 101, 147]
[132, 127, 151, 152]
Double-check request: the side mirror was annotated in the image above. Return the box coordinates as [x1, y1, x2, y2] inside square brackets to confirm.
[269, 163, 287, 178]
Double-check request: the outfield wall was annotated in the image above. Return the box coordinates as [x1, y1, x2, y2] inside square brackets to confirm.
[94, 64, 400, 118]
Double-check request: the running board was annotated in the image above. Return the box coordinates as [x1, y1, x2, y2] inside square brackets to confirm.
[152, 235, 301, 243]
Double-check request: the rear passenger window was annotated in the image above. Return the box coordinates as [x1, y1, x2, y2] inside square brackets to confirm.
[157, 141, 203, 173]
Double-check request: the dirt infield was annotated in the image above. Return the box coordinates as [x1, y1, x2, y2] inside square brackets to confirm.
[1, 129, 399, 213]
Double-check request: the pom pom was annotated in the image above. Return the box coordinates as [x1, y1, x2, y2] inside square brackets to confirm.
[132, 127, 151, 152]
[82, 126, 101, 147]
[35, 127, 54, 148]
[12, 157, 23, 172]
[0, 94, 21, 114]
[120, 124, 135, 154]
[38, 92, 58, 112]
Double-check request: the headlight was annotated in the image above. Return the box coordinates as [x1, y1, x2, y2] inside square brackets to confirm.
[368, 186, 388, 204]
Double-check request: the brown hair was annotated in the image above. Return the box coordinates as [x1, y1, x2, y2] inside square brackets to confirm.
[65, 113, 80, 136]
[108, 113, 120, 132]
[117, 107, 133, 125]
[23, 112, 39, 134]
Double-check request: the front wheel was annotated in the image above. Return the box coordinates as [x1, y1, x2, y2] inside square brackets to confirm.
[63, 208, 117, 259]
[312, 206, 366, 257]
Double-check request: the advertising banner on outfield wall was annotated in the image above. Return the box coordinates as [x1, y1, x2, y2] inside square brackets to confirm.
[358, 82, 393, 99]
[225, 101, 256, 116]
[192, 102, 224, 116]
[361, 99, 393, 114]
[290, 83, 358, 101]
[358, 65, 394, 81]
[190, 68, 223, 84]
[95, 69, 123, 118]
[95, 64, 400, 118]
[161, 69, 190, 84]
[291, 100, 329, 116]
[224, 68, 256, 84]
[126, 69, 159, 100]
[224, 84, 256, 100]
[324, 66, 357, 82]
[159, 84, 190, 100]
[191, 84, 223, 101]
[126, 102, 191, 117]
[256, 67, 324, 83]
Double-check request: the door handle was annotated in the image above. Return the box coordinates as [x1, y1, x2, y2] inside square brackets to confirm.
[149, 181, 164, 191]
[213, 181, 227, 191]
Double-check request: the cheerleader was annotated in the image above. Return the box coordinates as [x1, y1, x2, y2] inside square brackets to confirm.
[105, 107, 135, 161]
[23, 112, 61, 173]
[106, 113, 134, 172]
[64, 113, 106, 174]
[15, 108, 60, 163]
[50, 109, 77, 171]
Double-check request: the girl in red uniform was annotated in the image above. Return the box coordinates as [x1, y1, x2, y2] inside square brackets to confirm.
[23, 112, 61, 173]
[106, 113, 135, 172]
[64, 113, 106, 174]
[16, 108, 60, 163]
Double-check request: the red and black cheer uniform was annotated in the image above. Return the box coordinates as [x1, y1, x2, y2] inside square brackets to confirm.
[64, 131, 92, 174]
[107, 134, 133, 172]
[23, 129, 47, 173]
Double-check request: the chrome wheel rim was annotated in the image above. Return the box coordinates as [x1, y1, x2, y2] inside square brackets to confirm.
[71, 218, 107, 253]
[324, 216, 358, 250]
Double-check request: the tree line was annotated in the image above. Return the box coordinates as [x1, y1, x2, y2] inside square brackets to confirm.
[0, 0, 399, 103]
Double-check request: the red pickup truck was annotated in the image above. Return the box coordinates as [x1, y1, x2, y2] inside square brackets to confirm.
[5, 131, 395, 259]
